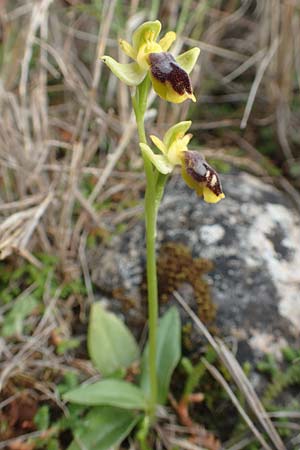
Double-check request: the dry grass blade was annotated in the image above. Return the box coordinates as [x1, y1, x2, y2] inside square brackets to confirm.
[88, 118, 136, 204]
[174, 291, 286, 450]
[0, 194, 46, 212]
[0, 324, 55, 392]
[240, 38, 279, 129]
[203, 359, 272, 450]
[0, 430, 50, 450]
[268, 412, 300, 419]
[79, 0, 117, 143]
[223, 49, 265, 84]
[0, 192, 53, 260]
[224, 437, 254, 450]
[166, 438, 208, 450]
[79, 230, 95, 306]
[19, 0, 54, 159]
[19, 0, 54, 99]
[185, 38, 248, 63]
[217, 341, 286, 450]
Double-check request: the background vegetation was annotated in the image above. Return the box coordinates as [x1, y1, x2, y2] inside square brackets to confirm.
[0, 1, 300, 449]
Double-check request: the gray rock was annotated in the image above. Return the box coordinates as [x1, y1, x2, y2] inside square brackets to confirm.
[88, 172, 300, 360]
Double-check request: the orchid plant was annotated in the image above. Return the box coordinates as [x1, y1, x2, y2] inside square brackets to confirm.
[63, 20, 224, 450]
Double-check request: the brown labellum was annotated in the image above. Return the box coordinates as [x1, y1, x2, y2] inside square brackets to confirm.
[183, 151, 223, 197]
[148, 52, 193, 96]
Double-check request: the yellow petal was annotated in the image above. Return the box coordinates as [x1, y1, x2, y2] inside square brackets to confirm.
[181, 133, 193, 147]
[167, 141, 184, 166]
[150, 135, 167, 154]
[176, 48, 200, 74]
[119, 39, 136, 60]
[167, 134, 193, 166]
[159, 31, 176, 51]
[101, 56, 146, 86]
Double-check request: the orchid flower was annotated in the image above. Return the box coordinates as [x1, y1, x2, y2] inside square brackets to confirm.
[140, 121, 225, 203]
[101, 21, 200, 104]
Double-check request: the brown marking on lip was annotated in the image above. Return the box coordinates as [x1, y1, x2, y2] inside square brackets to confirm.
[184, 151, 223, 196]
[148, 52, 193, 96]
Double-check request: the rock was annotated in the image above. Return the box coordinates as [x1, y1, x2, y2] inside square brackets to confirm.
[88, 172, 300, 361]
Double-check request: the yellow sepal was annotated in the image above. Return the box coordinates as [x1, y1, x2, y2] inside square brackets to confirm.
[176, 48, 200, 74]
[139, 143, 173, 174]
[132, 20, 161, 52]
[163, 121, 192, 148]
[101, 56, 146, 86]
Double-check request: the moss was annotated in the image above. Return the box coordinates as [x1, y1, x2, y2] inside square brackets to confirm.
[157, 242, 216, 325]
[182, 322, 193, 351]
[111, 287, 137, 311]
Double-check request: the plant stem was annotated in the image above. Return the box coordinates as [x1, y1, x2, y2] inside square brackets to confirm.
[133, 77, 158, 418]
[144, 184, 158, 418]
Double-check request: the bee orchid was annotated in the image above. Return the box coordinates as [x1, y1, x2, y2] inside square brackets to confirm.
[140, 121, 225, 203]
[101, 21, 200, 104]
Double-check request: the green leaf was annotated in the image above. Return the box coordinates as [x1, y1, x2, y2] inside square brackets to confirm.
[1, 295, 38, 337]
[140, 307, 181, 404]
[101, 56, 146, 86]
[34, 405, 50, 430]
[88, 303, 140, 377]
[67, 406, 139, 450]
[47, 439, 60, 450]
[64, 379, 147, 410]
[57, 372, 79, 396]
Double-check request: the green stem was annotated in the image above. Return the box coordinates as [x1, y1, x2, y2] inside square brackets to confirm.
[133, 77, 158, 419]
[144, 186, 158, 419]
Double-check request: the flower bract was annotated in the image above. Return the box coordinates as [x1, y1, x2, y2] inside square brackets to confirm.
[140, 122, 225, 204]
[101, 20, 200, 103]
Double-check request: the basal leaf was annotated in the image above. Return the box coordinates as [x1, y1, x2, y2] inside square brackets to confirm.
[140, 307, 181, 404]
[67, 406, 139, 450]
[88, 303, 140, 376]
[64, 379, 147, 410]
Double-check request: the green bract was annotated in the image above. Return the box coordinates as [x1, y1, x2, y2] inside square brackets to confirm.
[101, 20, 200, 103]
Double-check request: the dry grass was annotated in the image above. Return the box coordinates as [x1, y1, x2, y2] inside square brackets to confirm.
[0, 0, 299, 262]
[0, 0, 300, 448]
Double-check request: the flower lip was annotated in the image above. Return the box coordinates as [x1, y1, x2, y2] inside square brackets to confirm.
[148, 52, 194, 98]
[183, 151, 224, 197]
